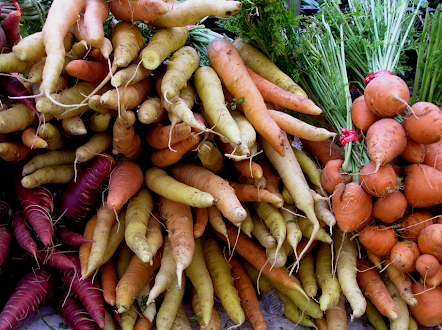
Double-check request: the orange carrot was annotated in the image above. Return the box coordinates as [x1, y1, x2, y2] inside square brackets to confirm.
[228, 254, 267, 330]
[423, 264, 442, 287]
[245, 66, 321, 116]
[83, 0, 110, 49]
[404, 163, 442, 208]
[79, 214, 97, 276]
[226, 180, 284, 208]
[359, 224, 398, 257]
[100, 259, 117, 306]
[332, 182, 373, 233]
[107, 160, 144, 212]
[112, 110, 142, 160]
[402, 101, 442, 144]
[400, 138, 426, 164]
[0, 141, 33, 161]
[417, 223, 442, 261]
[100, 78, 152, 111]
[65, 58, 110, 83]
[232, 159, 263, 179]
[212, 221, 305, 293]
[172, 163, 247, 226]
[398, 211, 436, 241]
[359, 162, 398, 197]
[134, 315, 154, 330]
[21, 127, 48, 149]
[385, 258, 418, 307]
[357, 259, 398, 320]
[371, 191, 407, 224]
[150, 133, 201, 168]
[320, 159, 350, 194]
[416, 253, 440, 279]
[300, 138, 344, 167]
[295, 237, 319, 259]
[208, 38, 285, 157]
[351, 95, 379, 132]
[410, 282, 442, 327]
[109, 0, 170, 22]
[146, 122, 191, 150]
[259, 156, 283, 202]
[193, 207, 208, 239]
[390, 241, 420, 273]
[423, 141, 442, 171]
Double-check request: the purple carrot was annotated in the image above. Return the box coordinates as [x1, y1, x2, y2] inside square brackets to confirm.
[11, 210, 38, 257]
[0, 269, 55, 330]
[61, 153, 116, 227]
[23, 245, 75, 270]
[15, 176, 54, 247]
[1, 7, 21, 50]
[61, 253, 105, 329]
[56, 227, 95, 246]
[54, 289, 100, 330]
[0, 224, 11, 266]
[0, 27, 5, 52]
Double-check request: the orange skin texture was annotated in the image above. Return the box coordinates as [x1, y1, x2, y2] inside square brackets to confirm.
[321, 159, 351, 194]
[359, 224, 398, 257]
[390, 241, 420, 273]
[418, 223, 442, 261]
[404, 164, 442, 208]
[372, 191, 407, 224]
[359, 162, 398, 197]
[402, 101, 442, 144]
[422, 142, 442, 171]
[410, 282, 442, 327]
[399, 211, 436, 242]
[400, 138, 426, 164]
[416, 253, 440, 279]
[351, 95, 379, 132]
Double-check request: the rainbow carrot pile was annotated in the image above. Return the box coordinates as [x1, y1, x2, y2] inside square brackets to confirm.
[0, 1, 441, 330]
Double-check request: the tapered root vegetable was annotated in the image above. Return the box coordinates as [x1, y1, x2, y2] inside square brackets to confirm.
[404, 164, 442, 208]
[316, 242, 341, 311]
[359, 225, 398, 257]
[138, 97, 167, 124]
[146, 123, 191, 150]
[21, 165, 75, 189]
[409, 282, 442, 327]
[400, 138, 426, 164]
[321, 159, 350, 194]
[191, 287, 221, 330]
[364, 75, 410, 118]
[197, 141, 224, 173]
[359, 162, 398, 197]
[109, 0, 170, 22]
[0, 269, 55, 330]
[100, 78, 152, 111]
[0, 103, 37, 134]
[228, 180, 284, 207]
[402, 101, 442, 144]
[366, 118, 407, 172]
[417, 223, 442, 261]
[351, 95, 379, 132]
[398, 211, 436, 241]
[150, 133, 202, 167]
[172, 164, 247, 225]
[107, 160, 144, 212]
[357, 259, 398, 321]
[148, 0, 242, 27]
[423, 142, 442, 171]
[145, 167, 217, 208]
[112, 110, 142, 160]
[158, 197, 194, 289]
[65, 58, 110, 84]
[416, 253, 440, 279]
[208, 38, 286, 157]
[22, 149, 76, 176]
[0, 141, 33, 161]
[372, 191, 407, 224]
[155, 273, 186, 330]
[0, 225, 11, 266]
[332, 182, 373, 233]
[57, 227, 94, 246]
[385, 258, 417, 307]
[75, 131, 112, 163]
[390, 241, 420, 273]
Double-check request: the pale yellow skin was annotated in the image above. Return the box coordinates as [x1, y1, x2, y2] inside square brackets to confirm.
[125, 188, 155, 263]
[365, 299, 389, 330]
[120, 304, 138, 330]
[61, 116, 87, 135]
[156, 273, 186, 330]
[37, 122, 66, 150]
[0, 103, 37, 134]
[207, 205, 228, 240]
[22, 149, 76, 176]
[88, 95, 110, 114]
[145, 213, 164, 266]
[114, 237, 132, 281]
[21, 165, 74, 189]
[276, 290, 319, 329]
[242, 260, 273, 294]
[89, 112, 112, 132]
[280, 205, 302, 255]
[202, 235, 245, 327]
[171, 305, 192, 330]
[316, 242, 341, 311]
[111, 60, 152, 88]
[240, 203, 254, 238]
[266, 239, 292, 269]
[251, 213, 276, 249]
[282, 185, 295, 204]
[230, 109, 256, 150]
[298, 252, 318, 298]
[191, 288, 221, 330]
[194, 66, 242, 146]
[184, 238, 214, 326]
[298, 216, 333, 244]
[197, 141, 224, 173]
[103, 210, 128, 278]
[293, 148, 324, 190]
[145, 167, 217, 208]
[140, 27, 189, 70]
[103, 309, 118, 330]
[136, 282, 156, 322]
[137, 97, 166, 124]
[383, 273, 409, 330]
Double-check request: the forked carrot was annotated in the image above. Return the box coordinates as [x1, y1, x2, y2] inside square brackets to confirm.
[207, 38, 286, 157]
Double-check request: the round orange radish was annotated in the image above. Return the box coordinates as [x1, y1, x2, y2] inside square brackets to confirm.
[364, 75, 410, 118]
[359, 224, 397, 257]
[418, 223, 442, 261]
[390, 241, 420, 273]
[372, 191, 407, 224]
[351, 95, 379, 132]
[358, 162, 397, 197]
[402, 101, 442, 144]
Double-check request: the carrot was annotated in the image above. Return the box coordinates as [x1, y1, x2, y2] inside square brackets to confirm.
[191, 287, 221, 330]
[89, 112, 112, 132]
[404, 163, 442, 208]
[193, 207, 208, 239]
[417, 223, 442, 261]
[423, 264, 442, 287]
[22, 149, 76, 176]
[26, 246, 75, 270]
[79, 214, 97, 276]
[112, 110, 142, 160]
[0, 269, 55, 330]
[0, 103, 37, 135]
[390, 241, 421, 273]
[398, 211, 436, 241]
[0, 52, 34, 73]
[11, 211, 37, 258]
[197, 140, 224, 173]
[232, 158, 263, 180]
[138, 97, 168, 124]
[245, 66, 321, 115]
[385, 257, 418, 307]
[37, 122, 66, 150]
[116, 252, 162, 313]
[75, 130, 113, 163]
[366, 118, 408, 172]
[110, 59, 152, 88]
[321, 159, 350, 194]
[115, 240, 133, 280]
[21, 165, 75, 189]
[65, 58, 110, 83]
[359, 162, 398, 197]
[1, 9, 21, 50]
[56, 227, 94, 246]
[15, 179, 54, 247]
[300, 137, 345, 167]
[402, 101, 442, 144]
[40, 0, 85, 96]
[134, 315, 154, 330]
[423, 141, 442, 171]
[416, 253, 440, 279]
[100, 78, 152, 111]
[53, 289, 101, 330]
[227, 180, 284, 207]
[364, 75, 410, 118]
[212, 221, 306, 294]
[107, 160, 143, 212]
[83, 0, 110, 49]
[150, 133, 202, 167]
[109, 0, 170, 22]
[372, 191, 408, 224]
[409, 282, 442, 327]
[158, 196, 195, 289]
[357, 259, 398, 320]
[400, 138, 426, 164]
[351, 95, 379, 132]
[61, 252, 106, 328]
[208, 38, 286, 157]
[359, 224, 398, 257]
[0, 141, 33, 161]
[146, 122, 191, 150]
[21, 127, 47, 149]
[0, 224, 11, 266]
[148, 0, 242, 27]
[172, 163, 247, 226]
[332, 182, 373, 233]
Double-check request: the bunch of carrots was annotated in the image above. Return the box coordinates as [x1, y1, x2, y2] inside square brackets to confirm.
[0, 0, 441, 330]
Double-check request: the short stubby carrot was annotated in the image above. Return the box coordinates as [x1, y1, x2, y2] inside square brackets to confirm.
[208, 38, 286, 157]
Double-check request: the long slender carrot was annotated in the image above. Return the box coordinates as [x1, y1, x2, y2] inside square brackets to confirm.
[150, 133, 201, 168]
[193, 207, 208, 239]
[65, 58, 110, 83]
[100, 259, 118, 306]
[211, 221, 306, 295]
[226, 180, 284, 207]
[83, 0, 110, 49]
[79, 214, 97, 277]
[207, 38, 285, 157]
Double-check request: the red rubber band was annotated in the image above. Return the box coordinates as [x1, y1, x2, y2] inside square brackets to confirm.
[339, 127, 361, 146]
[364, 70, 393, 84]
